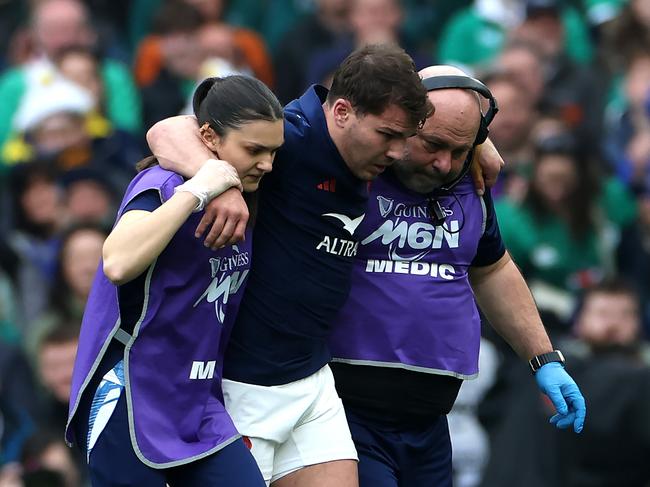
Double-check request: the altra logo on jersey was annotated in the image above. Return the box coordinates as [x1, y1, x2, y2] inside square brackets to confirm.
[323, 213, 365, 235]
[193, 245, 250, 324]
[315, 212, 365, 257]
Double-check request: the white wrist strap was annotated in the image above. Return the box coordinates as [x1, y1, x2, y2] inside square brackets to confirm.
[174, 186, 209, 212]
[173, 158, 241, 212]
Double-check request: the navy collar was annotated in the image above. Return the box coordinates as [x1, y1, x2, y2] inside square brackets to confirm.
[296, 84, 330, 127]
[296, 85, 353, 177]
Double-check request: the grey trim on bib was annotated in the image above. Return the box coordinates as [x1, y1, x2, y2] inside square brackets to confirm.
[123, 259, 241, 469]
[65, 315, 122, 447]
[330, 357, 478, 381]
[479, 195, 487, 236]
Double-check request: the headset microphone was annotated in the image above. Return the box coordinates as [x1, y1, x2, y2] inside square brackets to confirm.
[420, 74, 498, 228]
[420, 75, 498, 147]
[420, 74, 498, 194]
[428, 197, 447, 226]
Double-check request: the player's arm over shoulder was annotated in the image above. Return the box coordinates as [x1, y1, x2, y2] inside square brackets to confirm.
[146, 115, 210, 178]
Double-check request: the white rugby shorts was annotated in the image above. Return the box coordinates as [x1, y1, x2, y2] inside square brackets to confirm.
[222, 364, 358, 485]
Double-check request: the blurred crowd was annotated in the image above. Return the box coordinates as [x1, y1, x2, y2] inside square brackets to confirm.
[0, 0, 649, 486]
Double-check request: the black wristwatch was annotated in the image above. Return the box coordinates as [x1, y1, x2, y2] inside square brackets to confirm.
[529, 350, 565, 373]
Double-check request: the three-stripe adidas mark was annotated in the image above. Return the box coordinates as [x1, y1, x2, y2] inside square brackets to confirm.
[316, 178, 336, 192]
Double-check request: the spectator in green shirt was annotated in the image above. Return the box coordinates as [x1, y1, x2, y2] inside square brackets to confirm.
[496, 133, 637, 326]
[438, 0, 593, 69]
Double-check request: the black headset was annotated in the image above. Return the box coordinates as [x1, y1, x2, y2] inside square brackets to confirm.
[421, 75, 498, 146]
[420, 74, 499, 225]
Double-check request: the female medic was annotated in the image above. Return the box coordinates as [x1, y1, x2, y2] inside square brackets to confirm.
[65, 75, 283, 486]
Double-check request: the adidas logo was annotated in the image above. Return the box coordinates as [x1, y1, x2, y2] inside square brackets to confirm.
[316, 178, 336, 192]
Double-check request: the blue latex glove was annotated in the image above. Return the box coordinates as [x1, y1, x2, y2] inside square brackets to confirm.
[535, 362, 586, 433]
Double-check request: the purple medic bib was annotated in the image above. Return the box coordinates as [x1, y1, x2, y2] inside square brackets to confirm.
[66, 166, 252, 467]
[330, 172, 486, 378]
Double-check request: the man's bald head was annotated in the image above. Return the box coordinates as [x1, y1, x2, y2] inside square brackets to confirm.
[393, 65, 484, 193]
[419, 65, 482, 132]
[419, 64, 468, 79]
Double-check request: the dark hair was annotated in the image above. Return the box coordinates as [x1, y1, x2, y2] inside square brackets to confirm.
[23, 470, 66, 487]
[604, 2, 650, 72]
[138, 76, 283, 174]
[135, 155, 158, 172]
[20, 428, 73, 487]
[526, 133, 601, 240]
[153, 0, 203, 35]
[575, 278, 641, 326]
[9, 161, 61, 239]
[179, 75, 282, 223]
[582, 278, 640, 305]
[48, 222, 109, 319]
[482, 69, 532, 101]
[327, 44, 432, 128]
[500, 38, 546, 65]
[39, 322, 80, 350]
[60, 166, 117, 199]
[192, 75, 283, 136]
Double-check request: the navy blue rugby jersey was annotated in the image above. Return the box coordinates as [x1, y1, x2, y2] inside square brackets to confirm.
[223, 86, 369, 386]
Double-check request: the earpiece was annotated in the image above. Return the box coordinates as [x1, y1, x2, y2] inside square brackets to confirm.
[420, 74, 499, 192]
[420, 75, 498, 146]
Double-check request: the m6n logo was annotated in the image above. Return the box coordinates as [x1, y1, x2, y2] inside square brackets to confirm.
[193, 248, 250, 323]
[362, 219, 460, 250]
